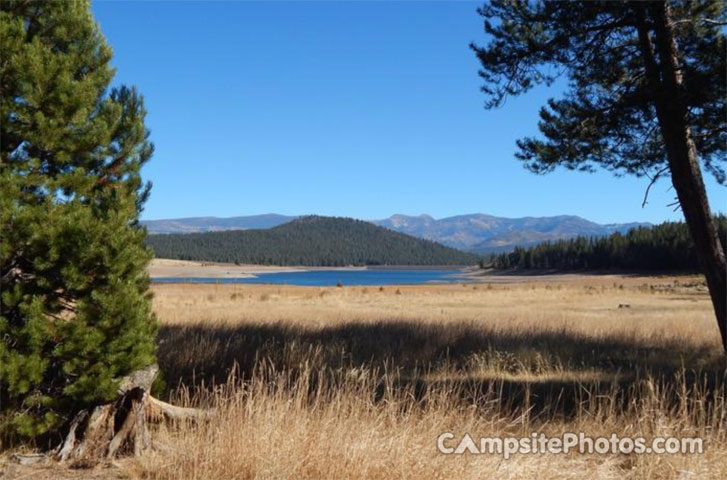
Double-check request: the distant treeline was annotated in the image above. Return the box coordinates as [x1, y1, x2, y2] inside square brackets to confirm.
[491, 216, 727, 271]
[147, 215, 481, 266]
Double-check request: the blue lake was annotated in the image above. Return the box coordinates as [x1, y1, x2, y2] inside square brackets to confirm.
[152, 269, 467, 286]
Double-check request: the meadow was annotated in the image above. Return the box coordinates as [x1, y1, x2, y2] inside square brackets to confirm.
[4, 274, 725, 479]
[134, 275, 725, 479]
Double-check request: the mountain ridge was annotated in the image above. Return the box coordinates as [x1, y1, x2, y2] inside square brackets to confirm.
[141, 213, 296, 234]
[146, 216, 480, 266]
[142, 213, 651, 254]
[372, 213, 650, 254]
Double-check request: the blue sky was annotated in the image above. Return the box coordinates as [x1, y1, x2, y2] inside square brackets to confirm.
[93, 0, 725, 224]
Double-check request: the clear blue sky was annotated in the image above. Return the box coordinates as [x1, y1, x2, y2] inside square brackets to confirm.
[93, 0, 725, 224]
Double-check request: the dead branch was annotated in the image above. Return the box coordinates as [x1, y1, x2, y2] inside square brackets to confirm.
[148, 395, 216, 422]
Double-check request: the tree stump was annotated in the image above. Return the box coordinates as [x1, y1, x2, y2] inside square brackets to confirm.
[54, 364, 158, 462]
[51, 363, 214, 463]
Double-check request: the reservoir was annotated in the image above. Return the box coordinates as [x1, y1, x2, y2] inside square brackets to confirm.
[152, 268, 467, 286]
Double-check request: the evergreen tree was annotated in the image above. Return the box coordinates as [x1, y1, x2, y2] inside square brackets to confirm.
[493, 216, 726, 272]
[472, 0, 727, 350]
[0, 0, 156, 440]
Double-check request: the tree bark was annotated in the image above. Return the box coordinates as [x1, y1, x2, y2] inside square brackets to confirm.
[635, 2, 727, 352]
[51, 363, 215, 465]
[55, 364, 158, 463]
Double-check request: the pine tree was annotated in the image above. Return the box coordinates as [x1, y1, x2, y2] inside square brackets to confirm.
[1, 0, 157, 442]
[472, 0, 726, 351]
[491, 216, 726, 273]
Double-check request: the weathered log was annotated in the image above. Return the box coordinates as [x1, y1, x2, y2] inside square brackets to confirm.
[148, 395, 216, 421]
[11, 453, 49, 465]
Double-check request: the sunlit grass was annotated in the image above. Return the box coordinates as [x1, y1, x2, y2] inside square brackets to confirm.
[135, 276, 726, 479]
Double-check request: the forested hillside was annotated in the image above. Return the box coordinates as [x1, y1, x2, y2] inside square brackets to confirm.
[492, 217, 727, 271]
[147, 216, 481, 266]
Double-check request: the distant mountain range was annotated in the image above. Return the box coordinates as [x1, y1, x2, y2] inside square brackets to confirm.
[141, 214, 295, 234]
[371, 214, 650, 254]
[147, 216, 480, 266]
[142, 213, 650, 254]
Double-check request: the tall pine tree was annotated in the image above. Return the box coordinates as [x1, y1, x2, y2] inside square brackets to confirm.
[0, 0, 157, 440]
[472, 0, 726, 350]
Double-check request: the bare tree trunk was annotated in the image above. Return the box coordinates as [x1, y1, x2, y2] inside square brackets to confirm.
[636, 2, 727, 352]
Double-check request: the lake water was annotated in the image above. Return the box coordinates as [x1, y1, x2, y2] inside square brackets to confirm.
[152, 269, 467, 286]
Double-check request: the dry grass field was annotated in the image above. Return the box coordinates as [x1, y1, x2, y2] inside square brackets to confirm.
[138, 274, 725, 480]
[3, 274, 726, 479]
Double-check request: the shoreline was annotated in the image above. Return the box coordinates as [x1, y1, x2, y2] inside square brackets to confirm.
[148, 259, 703, 286]
[148, 258, 373, 279]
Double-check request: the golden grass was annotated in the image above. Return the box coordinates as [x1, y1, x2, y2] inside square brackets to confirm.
[128, 275, 726, 479]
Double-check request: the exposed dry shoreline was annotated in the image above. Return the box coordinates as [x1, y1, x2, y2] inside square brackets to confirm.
[148, 258, 366, 278]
